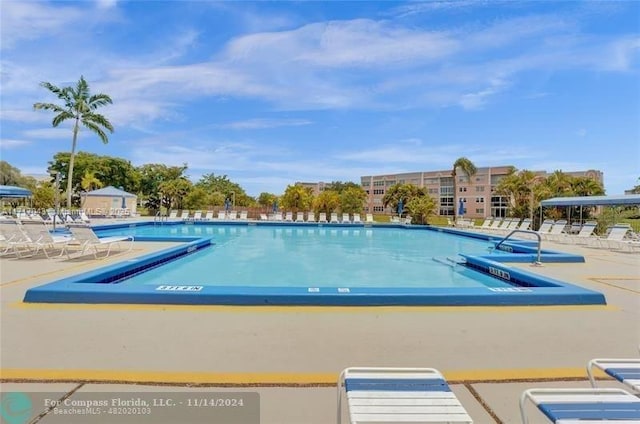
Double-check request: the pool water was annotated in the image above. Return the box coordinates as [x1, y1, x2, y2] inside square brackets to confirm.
[98, 225, 510, 289]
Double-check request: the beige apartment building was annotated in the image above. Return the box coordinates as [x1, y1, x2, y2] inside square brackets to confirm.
[359, 167, 603, 218]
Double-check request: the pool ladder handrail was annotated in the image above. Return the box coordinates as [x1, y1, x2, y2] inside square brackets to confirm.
[154, 210, 168, 224]
[493, 229, 542, 266]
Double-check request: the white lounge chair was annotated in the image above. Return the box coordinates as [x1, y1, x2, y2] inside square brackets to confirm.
[587, 223, 632, 249]
[544, 219, 568, 241]
[517, 218, 532, 231]
[341, 213, 350, 224]
[330, 213, 339, 223]
[239, 211, 248, 220]
[557, 221, 597, 244]
[0, 220, 32, 256]
[306, 212, 316, 223]
[476, 218, 493, 230]
[284, 212, 293, 222]
[18, 222, 73, 259]
[217, 211, 226, 220]
[259, 213, 269, 221]
[318, 212, 327, 223]
[365, 213, 374, 223]
[295, 212, 305, 222]
[67, 226, 134, 259]
[179, 210, 190, 220]
[486, 218, 501, 230]
[168, 210, 178, 220]
[338, 367, 473, 424]
[204, 211, 214, 220]
[227, 211, 238, 220]
[352, 213, 362, 224]
[192, 210, 202, 220]
[587, 357, 640, 392]
[536, 219, 554, 235]
[79, 211, 91, 224]
[520, 387, 640, 423]
[273, 212, 283, 221]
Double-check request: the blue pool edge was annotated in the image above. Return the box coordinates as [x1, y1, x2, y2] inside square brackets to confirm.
[23, 222, 606, 306]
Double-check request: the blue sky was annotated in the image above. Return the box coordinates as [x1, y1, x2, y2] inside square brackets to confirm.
[1, 0, 639, 196]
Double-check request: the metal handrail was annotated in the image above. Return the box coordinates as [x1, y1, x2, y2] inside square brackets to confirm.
[154, 210, 167, 224]
[493, 229, 542, 266]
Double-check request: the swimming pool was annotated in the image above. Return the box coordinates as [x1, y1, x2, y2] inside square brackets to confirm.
[24, 222, 606, 306]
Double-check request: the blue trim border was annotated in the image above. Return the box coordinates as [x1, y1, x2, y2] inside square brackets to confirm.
[23, 223, 605, 306]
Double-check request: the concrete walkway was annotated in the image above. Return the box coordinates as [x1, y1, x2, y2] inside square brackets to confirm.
[1, 229, 638, 423]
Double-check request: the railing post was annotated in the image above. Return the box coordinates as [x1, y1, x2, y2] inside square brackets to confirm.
[493, 229, 542, 266]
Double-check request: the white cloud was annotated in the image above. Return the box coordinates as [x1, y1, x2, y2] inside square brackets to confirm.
[95, 0, 118, 10]
[459, 77, 509, 110]
[0, 1, 83, 49]
[219, 118, 312, 130]
[0, 139, 31, 149]
[22, 128, 74, 140]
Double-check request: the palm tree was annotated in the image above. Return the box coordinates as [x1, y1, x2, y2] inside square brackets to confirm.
[34, 76, 114, 207]
[451, 157, 477, 224]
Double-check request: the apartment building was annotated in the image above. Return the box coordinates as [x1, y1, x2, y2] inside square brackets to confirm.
[360, 167, 603, 218]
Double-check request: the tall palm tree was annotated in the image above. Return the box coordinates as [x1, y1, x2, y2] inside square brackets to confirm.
[451, 157, 477, 224]
[34, 76, 113, 207]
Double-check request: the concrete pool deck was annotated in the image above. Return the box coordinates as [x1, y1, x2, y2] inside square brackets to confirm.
[1, 228, 639, 423]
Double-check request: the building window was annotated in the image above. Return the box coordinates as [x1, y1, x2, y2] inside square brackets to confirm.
[490, 196, 509, 218]
[440, 186, 453, 195]
[373, 189, 384, 195]
[373, 206, 385, 212]
[476, 208, 484, 214]
[428, 188, 438, 194]
[476, 186, 485, 192]
[373, 181, 385, 186]
[476, 197, 484, 203]
[459, 187, 467, 192]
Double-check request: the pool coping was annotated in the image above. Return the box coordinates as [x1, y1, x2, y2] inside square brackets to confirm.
[22, 222, 606, 306]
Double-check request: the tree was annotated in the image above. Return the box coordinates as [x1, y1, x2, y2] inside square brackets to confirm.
[406, 195, 437, 224]
[382, 183, 427, 215]
[31, 182, 56, 209]
[137, 163, 188, 212]
[195, 174, 252, 207]
[631, 178, 640, 194]
[257, 192, 278, 208]
[451, 157, 477, 224]
[34, 76, 114, 207]
[571, 176, 604, 197]
[339, 186, 367, 214]
[324, 181, 362, 194]
[281, 184, 313, 212]
[49, 152, 138, 204]
[313, 190, 340, 215]
[159, 178, 192, 210]
[0, 161, 27, 186]
[80, 170, 103, 207]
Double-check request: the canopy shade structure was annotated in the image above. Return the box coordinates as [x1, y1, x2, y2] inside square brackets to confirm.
[0, 185, 32, 198]
[540, 194, 640, 207]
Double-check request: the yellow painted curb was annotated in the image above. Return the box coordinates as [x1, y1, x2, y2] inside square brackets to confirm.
[0, 368, 603, 385]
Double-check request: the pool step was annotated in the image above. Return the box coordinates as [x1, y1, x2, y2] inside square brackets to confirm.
[432, 256, 466, 268]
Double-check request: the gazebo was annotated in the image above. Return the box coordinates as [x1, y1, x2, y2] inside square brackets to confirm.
[0, 185, 32, 213]
[81, 186, 137, 216]
[0, 185, 32, 198]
